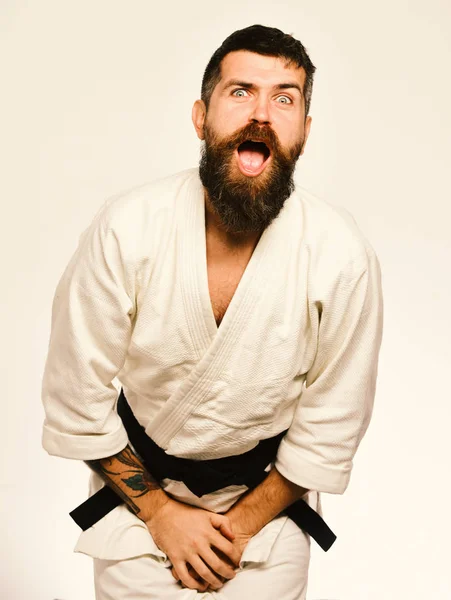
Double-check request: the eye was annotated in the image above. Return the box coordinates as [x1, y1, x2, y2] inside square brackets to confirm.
[276, 95, 293, 104]
[232, 89, 249, 98]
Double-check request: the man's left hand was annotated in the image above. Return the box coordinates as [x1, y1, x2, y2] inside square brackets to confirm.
[170, 524, 252, 590]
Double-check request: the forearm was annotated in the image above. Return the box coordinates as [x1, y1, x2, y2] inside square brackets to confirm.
[226, 467, 308, 537]
[85, 444, 169, 523]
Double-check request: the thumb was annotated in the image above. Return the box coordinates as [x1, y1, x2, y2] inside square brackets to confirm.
[210, 514, 235, 540]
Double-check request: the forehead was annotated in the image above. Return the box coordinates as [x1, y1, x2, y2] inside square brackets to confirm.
[218, 50, 306, 89]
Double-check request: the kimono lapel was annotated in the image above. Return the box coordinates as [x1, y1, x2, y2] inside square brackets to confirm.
[145, 170, 294, 449]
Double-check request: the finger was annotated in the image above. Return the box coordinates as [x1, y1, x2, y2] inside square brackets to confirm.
[188, 555, 225, 590]
[171, 567, 180, 581]
[186, 564, 204, 583]
[186, 565, 210, 592]
[219, 522, 235, 541]
[213, 546, 239, 570]
[211, 532, 241, 567]
[210, 514, 235, 540]
[175, 561, 210, 592]
[201, 547, 237, 580]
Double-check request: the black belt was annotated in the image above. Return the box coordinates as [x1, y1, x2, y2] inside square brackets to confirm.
[70, 389, 337, 552]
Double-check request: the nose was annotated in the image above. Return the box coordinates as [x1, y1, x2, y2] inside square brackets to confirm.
[249, 95, 271, 125]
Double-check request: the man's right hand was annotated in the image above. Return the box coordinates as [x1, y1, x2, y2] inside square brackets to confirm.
[85, 447, 238, 590]
[146, 498, 240, 591]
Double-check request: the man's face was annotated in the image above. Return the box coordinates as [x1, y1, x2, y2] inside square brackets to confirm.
[193, 50, 312, 234]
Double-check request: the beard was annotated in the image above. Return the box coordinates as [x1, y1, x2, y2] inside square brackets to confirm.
[199, 120, 304, 235]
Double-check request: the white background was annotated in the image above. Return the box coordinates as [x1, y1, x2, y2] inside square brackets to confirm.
[1, 1, 450, 598]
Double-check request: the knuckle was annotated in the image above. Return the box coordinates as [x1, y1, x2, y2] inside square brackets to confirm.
[211, 558, 224, 572]
[215, 536, 230, 551]
[196, 564, 209, 578]
[192, 539, 204, 554]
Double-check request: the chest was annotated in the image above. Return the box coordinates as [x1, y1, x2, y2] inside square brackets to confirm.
[207, 261, 248, 326]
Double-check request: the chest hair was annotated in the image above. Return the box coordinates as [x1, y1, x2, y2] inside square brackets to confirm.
[207, 262, 248, 326]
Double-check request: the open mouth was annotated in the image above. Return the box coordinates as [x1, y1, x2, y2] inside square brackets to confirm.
[236, 140, 271, 176]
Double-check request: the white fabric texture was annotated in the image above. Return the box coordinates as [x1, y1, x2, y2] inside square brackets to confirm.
[93, 515, 311, 600]
[74, 468, 319, 565]
[41, 167, 383, 569]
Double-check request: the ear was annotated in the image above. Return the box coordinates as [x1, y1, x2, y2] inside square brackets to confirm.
[300, 115, 312, 156]
[192, 99, 207, 140]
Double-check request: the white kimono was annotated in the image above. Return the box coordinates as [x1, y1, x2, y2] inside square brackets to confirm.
[41, 168, 383, 587]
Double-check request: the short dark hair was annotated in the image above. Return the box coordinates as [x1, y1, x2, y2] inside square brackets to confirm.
[201, 24, 316, 118]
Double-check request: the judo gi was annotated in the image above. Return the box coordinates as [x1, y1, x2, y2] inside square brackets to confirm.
[41, 167, 383, 599]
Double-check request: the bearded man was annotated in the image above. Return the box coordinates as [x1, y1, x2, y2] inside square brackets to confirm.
[41, 24, 383, 600]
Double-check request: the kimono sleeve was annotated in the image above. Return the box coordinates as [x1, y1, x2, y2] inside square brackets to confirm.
[275, 244, 383, 494]
[41, 207, 136, 460]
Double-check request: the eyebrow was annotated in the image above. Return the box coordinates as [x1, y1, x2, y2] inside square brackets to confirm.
[223, 79, 303, 97]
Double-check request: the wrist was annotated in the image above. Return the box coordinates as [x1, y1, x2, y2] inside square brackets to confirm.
[227, 506, 256, 537]
[139, 489, 171, 524]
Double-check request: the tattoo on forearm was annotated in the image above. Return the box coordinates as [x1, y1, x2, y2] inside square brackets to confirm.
[85, 445, 161, 515]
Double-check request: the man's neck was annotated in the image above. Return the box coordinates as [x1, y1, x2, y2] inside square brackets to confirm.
[204, 193, 262, 258]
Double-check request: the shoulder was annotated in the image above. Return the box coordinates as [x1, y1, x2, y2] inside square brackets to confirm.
[74, 168, 199, 265]
[94, 168, 199, 232]
[292, 185, 380, 278]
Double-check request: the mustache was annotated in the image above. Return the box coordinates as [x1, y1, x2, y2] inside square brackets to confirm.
[211, 122, 282, 154]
